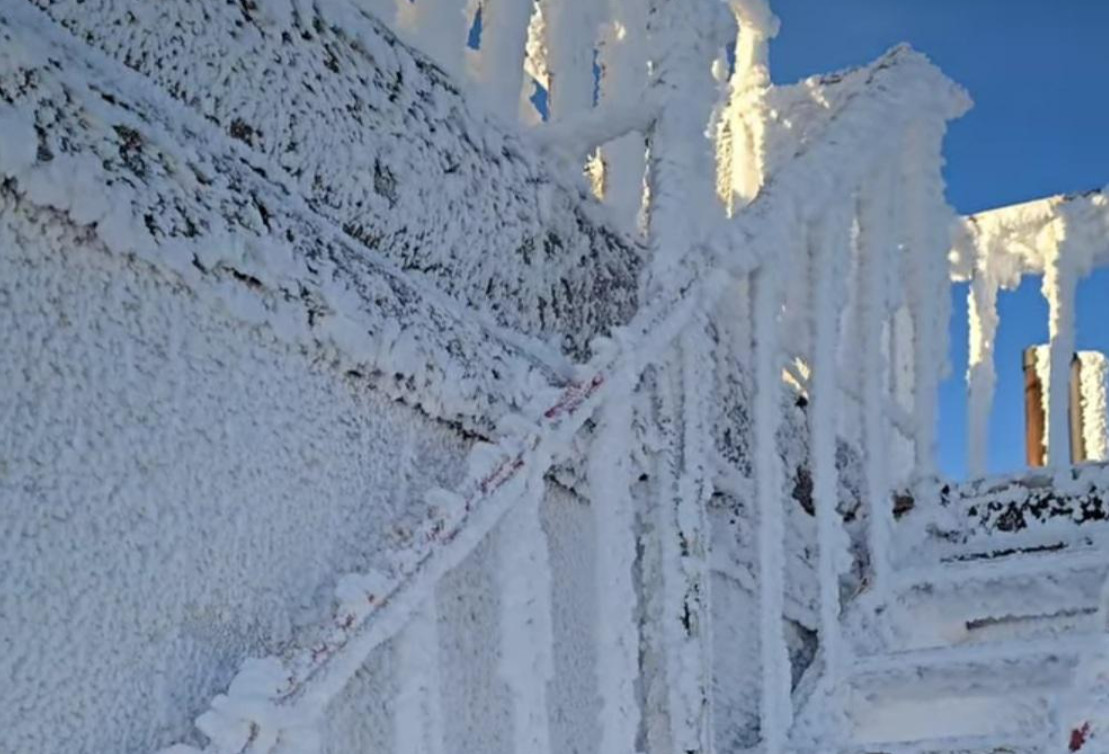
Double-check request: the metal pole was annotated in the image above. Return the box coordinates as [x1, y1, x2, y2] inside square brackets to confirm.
[1024, 347, 1046, 467]
[1070, 353, 1087, 464]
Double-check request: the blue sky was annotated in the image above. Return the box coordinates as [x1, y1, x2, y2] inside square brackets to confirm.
[768, 0, 1109, 479]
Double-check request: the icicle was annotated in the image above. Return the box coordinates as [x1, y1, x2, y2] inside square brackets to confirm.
[472, 0, 533, 120]
[394, 598, 446, 754]
[655, 326, 715, 754]
[588, 356, 641, 754]
[753, 261, 790, 754]
[496, 452, 554, 754]
[857, 169, 895, 590]
[1043, 217, 1078, 468]
[966, 261, 999, 479]
[811, 207, 852, 688]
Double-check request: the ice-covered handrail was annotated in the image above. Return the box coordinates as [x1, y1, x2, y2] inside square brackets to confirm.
[702, 45, 970, 276]
[954, 188, 1109, 475]
[156, 43, 969, 749]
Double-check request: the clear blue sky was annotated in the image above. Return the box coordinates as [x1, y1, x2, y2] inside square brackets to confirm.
[768, 0, 1109, 479]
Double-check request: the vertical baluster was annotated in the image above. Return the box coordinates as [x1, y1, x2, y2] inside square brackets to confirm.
[753, 261, 789, 754]
[811, 209, 850, 688]
[858, 169, 894, 591]
[588, 359, 641, 754]
[532, 0, 603, 121]
[645, 0, 722, 279]
[473, 0, 534, 120]
[901, 124, 951, 479]
[966, 261, 1000, 478]
[717, 0, 778, 213]
[395, 598, 446, 754]
[497, 453, 554, 754]
[1079, 352, 1109, 462]
[654, 328, 716, 754]
[1043, 217, 1078, 468]
[395, 0, 472, 80]
[597, 0, 649, 232]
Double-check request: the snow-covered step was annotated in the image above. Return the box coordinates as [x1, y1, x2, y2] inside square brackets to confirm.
[899, 544, 1109, 588]
[789, 638, 1085, 752]
[886, 546, 1108, 649]
[848, 634, 1096, 697]
[790, 732, 1046, 754]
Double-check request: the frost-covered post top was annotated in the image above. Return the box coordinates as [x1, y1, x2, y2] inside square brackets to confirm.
[730, 0, 780, 88]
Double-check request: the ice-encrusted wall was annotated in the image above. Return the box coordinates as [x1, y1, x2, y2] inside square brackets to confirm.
[24, 0, 642, 359]
[0, 193, 477, 754]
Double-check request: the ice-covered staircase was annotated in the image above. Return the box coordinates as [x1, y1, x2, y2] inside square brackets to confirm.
[791, 469, 1109, 754]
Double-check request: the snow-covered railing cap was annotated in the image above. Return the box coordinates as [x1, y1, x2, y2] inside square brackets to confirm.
[703, 44, 970, 274]
[953, 187, 1109, 281]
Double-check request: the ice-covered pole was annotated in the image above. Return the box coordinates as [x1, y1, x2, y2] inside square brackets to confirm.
[535, 0, 603, 121]
[1043, 217, 1078, 468]
[714, 0, 779, 211]
[858, 167, 895, 593]
[395, 0, 471, 81]
[753, 256, 790, 754]
[966, 254, 1000, 478]
[597, 0, 650, 231]
[901, 122, 954, 479]
[645, 0, 724, 279]
[1079, 352, 1109, 462]
[730, 0, 778, 89]
[811, 206, 851, 686]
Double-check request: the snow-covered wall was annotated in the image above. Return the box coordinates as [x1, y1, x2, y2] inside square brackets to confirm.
[22, 0, 642, 361]
[0, 191, 475, 754]
[0, 3, 649, 753]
